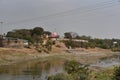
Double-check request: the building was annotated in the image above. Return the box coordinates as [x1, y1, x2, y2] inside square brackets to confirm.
[0, 36, 28, 48]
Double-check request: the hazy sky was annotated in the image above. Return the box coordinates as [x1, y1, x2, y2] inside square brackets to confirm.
[0, 0, 120, 38]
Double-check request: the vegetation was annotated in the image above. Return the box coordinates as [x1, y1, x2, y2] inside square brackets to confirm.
[47, 60, 120, 80]
[64, 40, 89, 49]
[64, 32, 120, 51]
[64, 60, 90, 80]
[92, 66, 120, 80]
[44, 39, 53, 51]
[48, 73, 70, 80]
[64, 32, 78, 39]
[90, 69, 113, 80]
[6, 27, 52, 43]
[6, 27, 54, 52]
[47, 60, 90, 80]
[112, 66, 120, 80]
[6, 28, 120, 51]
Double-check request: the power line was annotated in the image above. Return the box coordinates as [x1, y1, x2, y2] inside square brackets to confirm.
[4, 0, 116, 25]
[44, 1, 119, 22]
[5, 0, 120, 26]
[32, 0, 120, 24]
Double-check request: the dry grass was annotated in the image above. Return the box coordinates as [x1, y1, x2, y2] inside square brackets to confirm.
[0, 47, 115, 66]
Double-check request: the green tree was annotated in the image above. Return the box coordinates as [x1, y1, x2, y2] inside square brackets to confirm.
[64, 32, 72, 39]
[44, 31, 52, 36]
[6, 29, 32, 40]
[76, 35, 91, 40]
[32, 27, 44, 36]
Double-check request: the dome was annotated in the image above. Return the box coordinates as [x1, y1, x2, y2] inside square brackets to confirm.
[52, 32, 57, 37]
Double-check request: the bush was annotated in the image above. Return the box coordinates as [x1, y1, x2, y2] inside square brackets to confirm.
[64, 60, 90, 80]
[112, 48, 120, 52]
[112, 66, 120, 80]
[47, 60, 90, 80]
[64, 40, 89, 49]
[45, 39, 52, 51]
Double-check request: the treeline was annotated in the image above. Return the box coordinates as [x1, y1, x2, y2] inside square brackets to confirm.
[6, 27, 52, 43]
[6, 28, 120, 51]
[64, 32, 120, 51]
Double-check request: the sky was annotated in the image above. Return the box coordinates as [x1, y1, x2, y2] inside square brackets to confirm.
[0, 0, 120, 39]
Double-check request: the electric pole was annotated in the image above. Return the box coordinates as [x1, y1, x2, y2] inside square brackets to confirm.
[0, 21, 3, 35]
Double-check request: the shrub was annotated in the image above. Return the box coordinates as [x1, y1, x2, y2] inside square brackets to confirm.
[112, 66, 120, 80]
[47, 60, 90, 80]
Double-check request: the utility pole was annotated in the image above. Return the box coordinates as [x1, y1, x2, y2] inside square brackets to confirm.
[0, 21, 3, 35]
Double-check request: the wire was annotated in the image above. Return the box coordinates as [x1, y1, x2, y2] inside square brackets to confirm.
[43, 1, 120, 23]
[4, 0, 120, 26]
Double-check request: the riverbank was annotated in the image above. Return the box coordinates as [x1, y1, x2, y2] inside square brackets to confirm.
[0, 47, 63, 66]
[0, 47, 118, 66]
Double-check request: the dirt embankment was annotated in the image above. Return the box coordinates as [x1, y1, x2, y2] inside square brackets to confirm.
[0, 46, 67, 66]
[0, 48, 38, 65]
[0, 47, 116, 66]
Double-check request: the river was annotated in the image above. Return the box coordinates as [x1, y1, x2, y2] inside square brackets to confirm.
[91, 54, 120, 68]
[0, 58, 65, 80]
[0, 54, 119, 80]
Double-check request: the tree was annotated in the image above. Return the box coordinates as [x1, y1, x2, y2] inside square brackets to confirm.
[64, 32, 79, 39]
[7, 29, 32, 39]
[32, 27, 44, 36]
[6, 27, 45, 43]
[31, 27, 44, 44]
[64, 32, 72, 39]
[44, 31, 52, 36]
[6, 31, 16, 37]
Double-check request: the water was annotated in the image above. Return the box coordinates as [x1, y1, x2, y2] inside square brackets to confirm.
[0, 54, 120, 80]
[0, 58, 65, 80]
[91, 54, 120, 68]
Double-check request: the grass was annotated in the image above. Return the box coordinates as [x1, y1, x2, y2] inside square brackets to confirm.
[89, 68, 114, 80]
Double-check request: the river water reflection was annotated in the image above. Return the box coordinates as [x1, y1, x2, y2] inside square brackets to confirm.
[0, 54, 120, 80]
[0, 58, 65, 80]
[91, 54, 120, 68]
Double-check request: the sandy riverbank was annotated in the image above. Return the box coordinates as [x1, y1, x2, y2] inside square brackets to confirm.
[0, 47, 117, 66]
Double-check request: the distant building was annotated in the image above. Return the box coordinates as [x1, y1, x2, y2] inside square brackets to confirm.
[42, 32, 59, 45]
[48, 32, 59, 38]
[57, 38, 88, 43]
[0, 37, 28, 48]
[69, 32, 79, 38]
